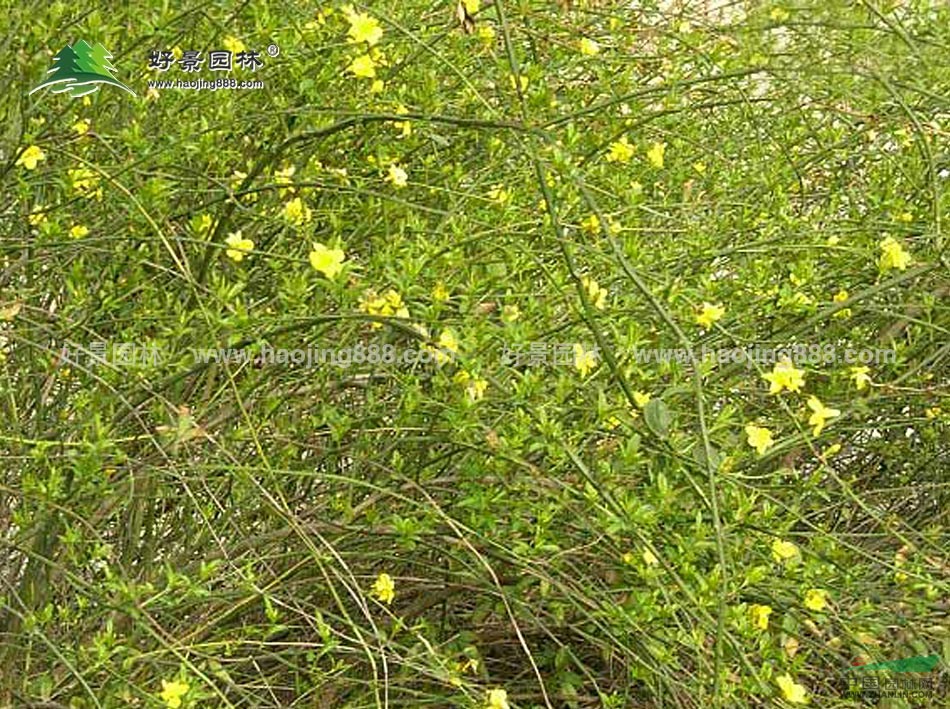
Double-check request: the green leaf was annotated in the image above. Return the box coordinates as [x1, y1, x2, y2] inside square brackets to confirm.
[692, 442, 721, 470]
[644, 399, 672, 439]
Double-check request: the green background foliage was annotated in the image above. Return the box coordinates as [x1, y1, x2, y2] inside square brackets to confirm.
[1, 1, 948, 707]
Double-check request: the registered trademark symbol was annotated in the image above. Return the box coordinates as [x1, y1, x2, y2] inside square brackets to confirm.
[267, 44, 279, 57]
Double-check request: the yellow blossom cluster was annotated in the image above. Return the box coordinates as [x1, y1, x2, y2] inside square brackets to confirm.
[455, 370, 488, 401]
[359, 289, 409, 326]
[371, 572, 395, 604]
[343, 6, 387, 86]
[283, 197, 312, 227]
[581, 276, 608, 310]
[309, 243, 346, 279]
[159, 679, 189, 708]
[225, 232, 254, 262]
[68, 167, 103, 200]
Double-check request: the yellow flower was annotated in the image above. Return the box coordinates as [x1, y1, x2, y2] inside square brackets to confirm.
[486, 688, 510, 709]
[633, 391, 651, 409]
[580, 214, 619, 237]
[646, 141, 665, 168]
[283, 197, 312, 227]
[803, 588, 828, 612]
[606, 137, 635, 164]
[274, 164, 296, 195]
[385, 291, 409, 318]
[28, 206, 47, 227]
[849, 366, 871, 391]
[770, 7, 790, 22]
[437, 329, 459, 361]
[371, 572, 395, 604]
[345, 10, 384, 46]
[696, 301, 725, 329]
[457, 656, 480, 676]
[386, 163, 408, 188]
[574, 343, 598, 377]
[784, 636, 800, 658]
[787, 291, 813, 308]
[359, 289, 408, 328]
[581, 276, 607, 310]
[348, 53, 377, 78]
[832, 289, 851, 319]
[466, 377, 488, 401]
[159, 679, 189, 709]
[194, 213, 213, 234]
[370, 79, 385, 93]
[68, 168, 100, 196]
[508, 74, 529, 91]
[223, 36, 246, 55]
[487, 184, 511, 205]
[225, 231, 254, 262]
[16, 145, 45, 170]
[502, 304, 520, 322]
[771, 539, 799, 562]
[386, 290, 409, 316]
[477, 24, 496, 44]
[822, 442, 841, 458]
[73, 120, 90, 135]
[749, 603, 773, 630]
[579, 37, 601, 55]
[308, 242, 346, 279]
[424, 329, 459, 364]
[581, 214, 601, 236]
[70, 225, 89, 238]
[642, 548, 659, 566]
[392, 103, 412, 137]
[879, 236, 911, 272]
[463, 0, 480, 13]
[693, 161, 707, 174]
[806, 396, 840, 436]
[763, 358, 805, 395]
[775, 674, 808, 704]
[432, 281, 450, 302]
[745, 424, 774, 456]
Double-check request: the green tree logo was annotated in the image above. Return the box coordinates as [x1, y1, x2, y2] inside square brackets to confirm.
[30, 40, 135, 98]
[851, 654, 941, 673]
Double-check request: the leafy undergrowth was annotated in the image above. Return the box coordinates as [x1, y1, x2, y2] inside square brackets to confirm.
[2, 1, 949, 708]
